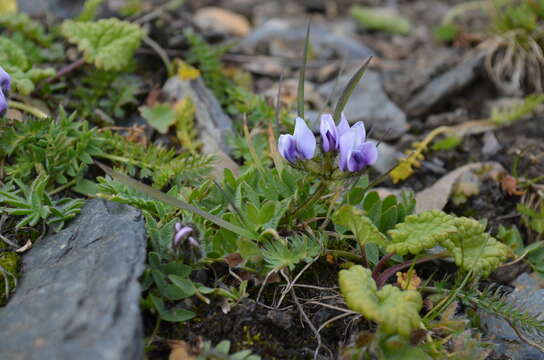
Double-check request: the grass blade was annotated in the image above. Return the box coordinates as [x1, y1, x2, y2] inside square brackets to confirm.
[297, 21, 311, 120]
[332, 56, 372, 122]
[95, 161, 256, 239]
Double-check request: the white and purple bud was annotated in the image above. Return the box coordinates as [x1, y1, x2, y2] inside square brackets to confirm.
[0, 66, 11, 116]
[278, 117, 316, 163]
[319, 113, 351, 152]
[172, 222, 194, 250]
[338, 120, 378, 172]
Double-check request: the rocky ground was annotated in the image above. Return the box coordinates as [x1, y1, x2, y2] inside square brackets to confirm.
[1, 0, 543, 359]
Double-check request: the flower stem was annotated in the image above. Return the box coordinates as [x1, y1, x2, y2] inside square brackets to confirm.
[8, 101, 49, 119]
[39, 58, 86, 88]
[371, 253, 394, 280]
[325, 249, 366, 264]
[375, 251, 450, 287]
[142, 35, 173, 76]
[49, 178, 77, 196]
[290, 181, 328, 218]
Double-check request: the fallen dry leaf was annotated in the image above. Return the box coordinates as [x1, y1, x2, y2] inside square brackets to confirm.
[224, 253, 243, 268]
[415, 162, 505, 213]
[15, 240, 32, 253]
[396, 269, 421, 290]
[194, 7, 251, 37]
[168, 340, 196, 360]
[500, 175, 525, 196]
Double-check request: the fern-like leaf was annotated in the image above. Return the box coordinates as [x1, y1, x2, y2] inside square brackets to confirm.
[61, 18, 144, 71]
[460, 286, 544, 342]
[262, 235, 321, 271]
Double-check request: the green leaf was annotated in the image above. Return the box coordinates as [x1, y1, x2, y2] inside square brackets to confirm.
[262, 235, 321, 271]
[0, 37, 55, 94]
[347, 187, 365, 205]
[297, 21, 311, 119]
[365, 243, 380, 266]
[0, 12, 52, 45]
[339, 265, 422, 336]
[164, 262, 192, 278]
[440, 217, 511, 276]
[333, 57, 372, 123]
[386, 210, 457, 255]
[0, 0, 17, 15]
[432, 136, 462, 150]
[61, 18, 144, 71]
[333, 205, 389, 248]
[97, 162, 257, 239]
[140, 104, 176, 134]
[433, 24, 459, 42]
[258, 201, 276, 225]
[350, 5, 411, 35]
[362, 191, 380, 212]
[149, 294, 195, 322]
[168, 274, 196, 297]
[77, 0, 105, 21]
[380, 206, 398, 233]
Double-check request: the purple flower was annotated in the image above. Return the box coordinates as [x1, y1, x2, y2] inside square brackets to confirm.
[278, 117, 316, 163]
[0, 66, 11, 116]
[319, 113, 350, 152]
[172, 223, 194, 250]
[338, 120, 378, 172]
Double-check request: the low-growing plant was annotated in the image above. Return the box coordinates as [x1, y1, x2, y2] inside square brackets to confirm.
[1, 8, 542, 359]
[90, 28, 543, 359]
[436, 0, 544, 94]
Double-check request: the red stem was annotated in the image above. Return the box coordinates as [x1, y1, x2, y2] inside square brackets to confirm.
[36, 58, 86, 91]
[375, 252, 449, 288]
[371, 253, 394, 281]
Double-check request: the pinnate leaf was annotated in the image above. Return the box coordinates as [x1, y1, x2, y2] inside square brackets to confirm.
[339, 265, 422, 336]
[61, 18, 144, 70]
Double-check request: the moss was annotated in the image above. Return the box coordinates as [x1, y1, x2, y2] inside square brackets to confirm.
[0, 251, 20, 305]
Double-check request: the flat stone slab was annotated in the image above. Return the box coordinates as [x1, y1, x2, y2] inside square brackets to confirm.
[0, 199, 147, 360]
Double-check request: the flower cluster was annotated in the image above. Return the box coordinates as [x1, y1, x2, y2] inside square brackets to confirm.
[278, 113, 377, 172]
[0, 66, 11, 116]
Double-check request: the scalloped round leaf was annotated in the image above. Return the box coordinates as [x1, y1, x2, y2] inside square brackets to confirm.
[61, 18, 144, 71]
[386, 210, 457, 255]
[333, 204, 389, 248]
[440, 217, 511, 276]
[339, 265, 422, 337]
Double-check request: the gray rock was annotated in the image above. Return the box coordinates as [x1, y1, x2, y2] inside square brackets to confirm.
[479, 272, 544, 360]
[18, 0, 85, 18]
[163, 77, 234, 154]
[368, 140, 402, 174]
[319, 70, 408, 140]
[162, 77, 239, 177]
[238, 18, 374, 60]
[406, 52, 485, 116]
[0, 199, 147, 360]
